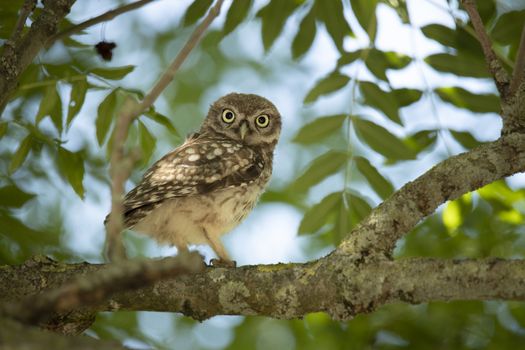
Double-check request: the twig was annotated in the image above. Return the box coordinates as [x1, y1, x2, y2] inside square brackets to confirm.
[509, 25, 525, 96]
[6, 252, 204, 325]
[9, 0, 37, 43]
[105, 0, 225, 261]
[462, 0, 509, 96]
[46, 0, 157, 48]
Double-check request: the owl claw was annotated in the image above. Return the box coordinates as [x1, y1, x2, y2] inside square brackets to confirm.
[210, 258, 237, 268]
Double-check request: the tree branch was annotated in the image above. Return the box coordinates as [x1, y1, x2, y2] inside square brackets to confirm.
[337, 133, 525, 259]
[9, 0, 37, 43]
[0, 0, 76, 115]
[461, 0, 509, 97]
[45, 0, 158, 48]
[2, 255, 525, 325]
[509, 25, 525, 96]
[105, 0, 225, 261]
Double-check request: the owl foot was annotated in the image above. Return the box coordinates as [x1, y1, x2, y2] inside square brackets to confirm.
[210, 258, 237, 268]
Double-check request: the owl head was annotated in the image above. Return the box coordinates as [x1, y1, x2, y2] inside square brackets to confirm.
[201, 93, 282, 147]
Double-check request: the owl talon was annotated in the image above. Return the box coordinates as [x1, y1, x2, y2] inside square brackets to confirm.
[210, 258, 236, 268]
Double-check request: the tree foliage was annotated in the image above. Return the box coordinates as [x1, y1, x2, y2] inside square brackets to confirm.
[1, 0, 525, 348]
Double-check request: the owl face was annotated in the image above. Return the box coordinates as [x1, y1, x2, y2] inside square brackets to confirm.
[201, 93, 281, 147]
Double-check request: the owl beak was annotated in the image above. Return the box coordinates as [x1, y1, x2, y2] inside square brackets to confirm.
[239, 122, 249, 140]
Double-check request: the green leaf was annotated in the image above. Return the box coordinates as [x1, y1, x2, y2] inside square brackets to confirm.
[346, 192, 372, 228]
[291, 6, 317, 59]
[293, 114, 346, 144]
[0, 185, 35, 208]
[404, 130, 438, 153]
[90, 65, 135, 80]
[9, 135, 33, 174]
[491, 10, 525, 46]
[365, 49, 411, 81]
[144, 110, 179, 136]
[138, 121, 157, 166]
[57, 147, 85, 198]
[223, 0, 253, 36]
[435, 87, 500, 114]
[353, 118, 416, 160]
[391, 88, 423, 107]
[425, 53, 490, 78]
[383, 0, 409, 23]
[315, 0, 353, 51]
[355, 156, 394, 199]
[350, 0, 378, 41]
[337, 50, 362, 67]
[292, 150, 348, 191]
[96, 89, 118, 146]
[421, 24, 482, 56]
[298, 192, 341, 235]
[66, 76, 88, 129]
[256, 0, 301, 51]
[450, 130, 481, 149]
[36, 83, 63, 133]
[0, 122, 7, 139]
[183, 0, 213, 26]
[359, 81, 401, 124]
[304, 72, 350, 103]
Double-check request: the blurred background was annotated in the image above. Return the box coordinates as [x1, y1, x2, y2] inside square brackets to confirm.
[2, 0, 525, 348]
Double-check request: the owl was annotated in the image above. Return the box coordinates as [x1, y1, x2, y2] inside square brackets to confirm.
[108, 93, 281, 267]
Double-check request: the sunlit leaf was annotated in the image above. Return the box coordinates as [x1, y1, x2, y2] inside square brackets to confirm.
[359, 81, 401, 124]
[443, 200, 462, 234]
[353, 118, 416, 160]
[138, 121, 157, 166]
[96, 89, 118, 146]
[293, 114, 346, 144]
[355, 156, 394, 199]
[90, 65, 135, 80]
[183, 0, 213, 26]
[57, 147, 85, 198]
[256, 0, 301, 51]
[292, 150, 348, 191]
[8, 135, 33, 174]
[66, 76, 88, 129]
[36, 83, 62, 133]
[304, 72, 350, 103]
[0, 185, 35, 208]
[350, 0, 378, 41]
[435, 87, 500, 113]
[298, 192, 341, 235]
[450, 130, 481, 149]
[292, 6, 317, 59]
[425, 53, 490, 78]
[223, 0, 253, 36]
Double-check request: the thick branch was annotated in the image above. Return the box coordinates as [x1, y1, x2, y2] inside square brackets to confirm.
[2, 256, 525, 324]
[0, 0, 76, 114]
[46, 0, 158, 48]
[461, 0, 509, 97]
[337, 133, 525, 259]
[105, 0, 225, 261]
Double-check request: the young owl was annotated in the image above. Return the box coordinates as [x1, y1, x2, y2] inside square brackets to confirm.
[109, 93, 281, 267]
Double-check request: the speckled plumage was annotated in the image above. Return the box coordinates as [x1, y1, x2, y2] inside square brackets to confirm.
[111, 93, 281, 265]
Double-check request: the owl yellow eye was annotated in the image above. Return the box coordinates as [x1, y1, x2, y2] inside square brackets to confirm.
[222, 109, 236, 123]
[255, 115, 270, 128]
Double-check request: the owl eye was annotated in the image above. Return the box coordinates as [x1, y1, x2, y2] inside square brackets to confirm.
[255, 115, 270, 128]
[222, 109, 236, 123]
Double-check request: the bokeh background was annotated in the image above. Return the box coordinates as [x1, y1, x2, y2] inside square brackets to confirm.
[2, 0, 525, 348]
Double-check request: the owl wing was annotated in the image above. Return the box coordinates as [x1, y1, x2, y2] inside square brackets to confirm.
[121, 137, 264, 226]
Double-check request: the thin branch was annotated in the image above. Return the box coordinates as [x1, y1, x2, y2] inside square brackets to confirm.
[46, 0, 158, 48]
[105, 0, 225, 261]
[5, 252, 204, 326]
[9, 0, 37, 43]
[462, 0, 509, 96]
[509, 25, 525, 96]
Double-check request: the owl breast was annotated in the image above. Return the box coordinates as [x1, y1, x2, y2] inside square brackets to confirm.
[132, 176, 268, 248]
